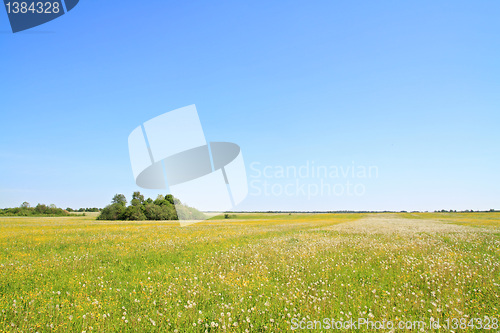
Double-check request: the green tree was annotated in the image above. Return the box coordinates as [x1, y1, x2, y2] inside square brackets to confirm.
[35, 204, 48, 214]
[112, 194, 127, 206]
[97, 203, 126, 220]
[131, 191, 145, 206]
[165, 194, 174, 205]
[144, 203, 166, 220]
[122, 205, 146, 221]
[154, 195, 165, 206]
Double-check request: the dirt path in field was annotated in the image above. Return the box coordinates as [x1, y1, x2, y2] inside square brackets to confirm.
[326, 214, 481, 235]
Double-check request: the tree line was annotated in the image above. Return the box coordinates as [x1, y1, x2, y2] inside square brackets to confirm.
[66, 207, 101, 212]
[97, 192, 205, 221]
[0, 202, 69, 217]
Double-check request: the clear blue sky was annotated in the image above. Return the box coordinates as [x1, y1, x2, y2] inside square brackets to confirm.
[1, 1, 499, 211]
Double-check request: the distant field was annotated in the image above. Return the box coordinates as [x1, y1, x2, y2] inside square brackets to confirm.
[0, 213, 499, 332]
[69, 212, 101, 218]
[401, 212, 500, 227]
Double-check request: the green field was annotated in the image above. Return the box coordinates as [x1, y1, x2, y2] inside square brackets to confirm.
[1, 213, 499, 332]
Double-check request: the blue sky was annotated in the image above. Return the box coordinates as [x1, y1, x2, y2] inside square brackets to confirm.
[1, 1, 499, 211]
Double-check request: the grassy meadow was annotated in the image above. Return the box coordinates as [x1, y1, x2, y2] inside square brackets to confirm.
[0, 213, 499, 332]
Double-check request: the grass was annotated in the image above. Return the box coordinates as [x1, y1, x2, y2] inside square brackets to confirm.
[0, 213, 499, 332]
[69, 212, 101, 218]
[401, 212, 500, 228]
